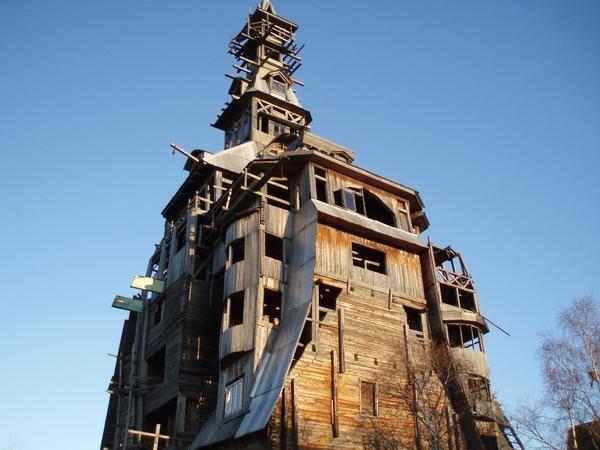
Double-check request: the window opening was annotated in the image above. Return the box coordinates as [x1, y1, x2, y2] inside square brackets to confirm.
[352, 243, 386, 274]
[147, 347, 166, 384]
[258, 114, 269, 133]
[229, 237, 245, 265]
[228, 291, 245, 328]
[224, 377, 244, 417]
[440, 283, 459, 307]
[265, 233, 283, 261]
[272, 121, 287, 137]
[318, 283, 340, 321]
[447, 324, 483, 351]
[363, 190, 395, 227]
[360, 381, 377, 416]
[263, 288, 282, 325]
[271, 76, 287, 96]
[404, 306, 423, 332]
[458, 289, 476, 311]
[314, 167, 328, 203]
[481, 436, 499, 450]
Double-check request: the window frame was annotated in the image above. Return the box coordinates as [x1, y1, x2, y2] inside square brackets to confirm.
[224, 376, 244, 418]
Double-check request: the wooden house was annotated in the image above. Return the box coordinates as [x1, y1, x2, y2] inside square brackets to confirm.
[101, 1, 522, 449]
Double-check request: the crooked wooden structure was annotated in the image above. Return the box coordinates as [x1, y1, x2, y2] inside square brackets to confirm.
[101, 1, 522, 449]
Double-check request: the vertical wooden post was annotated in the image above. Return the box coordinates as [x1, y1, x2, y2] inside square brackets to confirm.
[175, 395, 186, 434]
[291, 378, 298, 449]
[454, 413, 461, 450]
[445, 406, 454, 450]
[331, 350, 340, 438]
[281, 387, 288, 450]
[404, 324, 422, 450]
[312, 284, 319, 344]
[338, 308, 345, 373]
[388, 289, 393, 309]
[152, 424, 161, 450]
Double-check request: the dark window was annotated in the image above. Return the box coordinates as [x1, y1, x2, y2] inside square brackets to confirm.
[360, 381, 377, 416]
[404, 306, 423, 332]
[147, 347, 166, 384]
[266, 181, 289, 206]
[352, 243, 386, 274]
[318, 284, 340, 311]
[258, 114, 269, 133]
[314, 167, 328, 202]
[265, 233, 283, 261]
[440, 283, 459, 307]
[363, 190, 395, 227]
[458, 289, 476, 311]
[228, 291, 244, 327]
[447, 324, 483, 352]
[229, 238, 245, 265]
[263, 288, 282, 325]
[448, 324, 462, 347]
[481, 435, 499, 450]
[153, 299, 164, 326]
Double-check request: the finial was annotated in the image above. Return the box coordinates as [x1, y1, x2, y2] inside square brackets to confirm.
[260, 0, 276, 14]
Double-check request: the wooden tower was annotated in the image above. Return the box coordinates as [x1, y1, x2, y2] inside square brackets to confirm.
[101, 1, 522, 449]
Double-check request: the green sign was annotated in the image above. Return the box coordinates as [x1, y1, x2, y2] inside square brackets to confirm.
[112, 295, 144, 313]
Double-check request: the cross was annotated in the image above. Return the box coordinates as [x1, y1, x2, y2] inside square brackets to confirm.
[128, 424, 170, 450]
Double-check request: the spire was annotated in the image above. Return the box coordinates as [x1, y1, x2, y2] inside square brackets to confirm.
[260, 0, 276, 14]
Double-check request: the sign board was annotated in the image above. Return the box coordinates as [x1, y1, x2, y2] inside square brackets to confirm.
[130, 275, 165, 294]
[112, 295, 144, 313]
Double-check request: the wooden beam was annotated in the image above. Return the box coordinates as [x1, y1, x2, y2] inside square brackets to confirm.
[291, 378, 299, 449]
[330, 350, 340, 438]
[338, 308, 345, 373]
[281, 386, 288, 450]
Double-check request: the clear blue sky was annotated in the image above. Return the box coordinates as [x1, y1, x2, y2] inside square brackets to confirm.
[1, 0, 598, 448]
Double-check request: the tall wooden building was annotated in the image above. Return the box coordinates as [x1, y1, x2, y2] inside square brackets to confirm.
[101, 1, 522, 449]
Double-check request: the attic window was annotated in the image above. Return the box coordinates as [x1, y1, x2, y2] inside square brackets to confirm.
[352, 243, 386, 274]
[334, 188, 365, 215]
[271, 76, 287, 96]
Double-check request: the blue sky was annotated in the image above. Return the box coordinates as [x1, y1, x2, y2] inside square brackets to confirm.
[1, 0, 599, 448]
